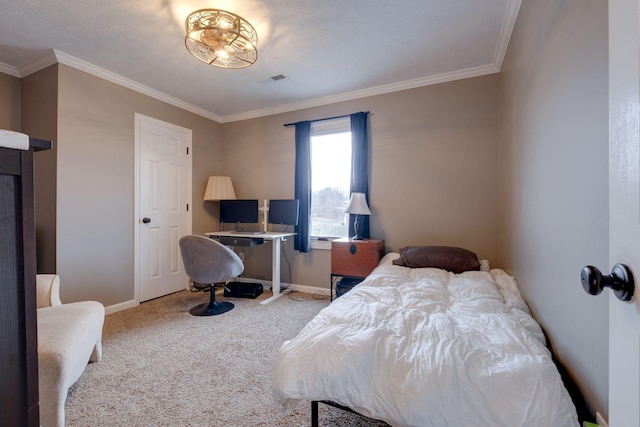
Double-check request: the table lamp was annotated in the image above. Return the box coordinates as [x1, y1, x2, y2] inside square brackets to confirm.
[344, 192, 371, 240]
[203, 176, 236, 201]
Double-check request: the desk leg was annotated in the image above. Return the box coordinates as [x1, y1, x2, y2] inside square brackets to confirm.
[260, 237, 284, 305]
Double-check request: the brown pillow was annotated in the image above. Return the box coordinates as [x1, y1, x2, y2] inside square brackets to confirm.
[392, 246, 481, 273]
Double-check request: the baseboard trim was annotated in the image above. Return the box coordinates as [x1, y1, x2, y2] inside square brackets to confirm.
[105, 299, 138, 315]
[103, 280, 331, 315]
[288, 283, 331, 297]
[233, 277, 331, 298]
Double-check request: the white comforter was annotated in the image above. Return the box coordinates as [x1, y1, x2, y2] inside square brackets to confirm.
[272, 257, 579, 427]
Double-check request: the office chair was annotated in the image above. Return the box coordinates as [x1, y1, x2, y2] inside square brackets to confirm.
[179, 235, 244, 316]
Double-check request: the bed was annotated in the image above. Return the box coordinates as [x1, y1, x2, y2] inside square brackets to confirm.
[272, 246, 580, 427]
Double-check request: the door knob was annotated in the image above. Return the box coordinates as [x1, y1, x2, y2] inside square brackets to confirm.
[581, 263, 635, 301]
[142, 217, 151, 224]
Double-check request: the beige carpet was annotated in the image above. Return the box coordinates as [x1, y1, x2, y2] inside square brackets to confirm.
[65, 288, 388, 426]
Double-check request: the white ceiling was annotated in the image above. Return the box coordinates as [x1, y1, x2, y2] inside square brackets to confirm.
[0, 0, 521, 123]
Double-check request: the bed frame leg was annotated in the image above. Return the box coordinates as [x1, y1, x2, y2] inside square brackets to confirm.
[311, 401, 319, 427]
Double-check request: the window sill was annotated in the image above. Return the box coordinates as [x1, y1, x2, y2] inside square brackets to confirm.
[310, 239, 332, 251]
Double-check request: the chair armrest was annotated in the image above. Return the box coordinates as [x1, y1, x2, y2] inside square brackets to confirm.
[36, 274, 62, 308]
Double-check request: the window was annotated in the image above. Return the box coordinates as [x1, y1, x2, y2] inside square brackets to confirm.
[310, 118, 351, 239]
[293, 111, 369, 253]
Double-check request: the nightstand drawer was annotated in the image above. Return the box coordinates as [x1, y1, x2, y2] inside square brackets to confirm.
[331, 238, 384, 277]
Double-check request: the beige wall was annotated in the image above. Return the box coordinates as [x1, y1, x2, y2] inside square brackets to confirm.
[500, 0, 608, 417]
[0, 68, 58, 273]
[0, 66, 502, 298]
[55, 65, 222, 305]
[0, 65, 222, 304]
[222, 75, 501, 287]
[21, 65, 59, 274]
[0, 72, 21, 131]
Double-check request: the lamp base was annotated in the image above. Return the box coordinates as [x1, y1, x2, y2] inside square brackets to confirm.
[351, 215, 365, 241]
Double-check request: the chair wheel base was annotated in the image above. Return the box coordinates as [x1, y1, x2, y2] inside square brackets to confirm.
[189, 301, 234, 316]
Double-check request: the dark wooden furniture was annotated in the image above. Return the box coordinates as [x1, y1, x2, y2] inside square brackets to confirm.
[330, 238, 384, 300]
[1, 137, 51, 427]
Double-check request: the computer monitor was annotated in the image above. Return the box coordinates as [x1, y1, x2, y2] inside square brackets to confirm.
[268, 199, 299, 226]
[219, 199, 259, 225]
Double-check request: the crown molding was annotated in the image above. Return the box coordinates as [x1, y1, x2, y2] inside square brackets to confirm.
[3, 52, 501, 125]
[0, 61, 20, 77]
[0, 51, 58, 78]
[493, 0, 521, 70]
[220, 63, 500, 123]
[221, 0, 520, 123]
[221, 0, 522, 123]
[52, 50, 222, 122]
[5, 49, 499, 124]
[18, 51, 58, 77]
[2, 49, 222, 122]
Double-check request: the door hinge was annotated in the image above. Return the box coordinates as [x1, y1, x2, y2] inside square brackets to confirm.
[186, 203, 189, 212]
[186, 147, 189, 155]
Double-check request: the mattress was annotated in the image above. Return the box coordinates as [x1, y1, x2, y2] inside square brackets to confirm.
[272, 254, 579, 427]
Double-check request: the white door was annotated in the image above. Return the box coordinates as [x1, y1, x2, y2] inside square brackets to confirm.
[135, 114, 192, 302]
[608, 1, 640, 425]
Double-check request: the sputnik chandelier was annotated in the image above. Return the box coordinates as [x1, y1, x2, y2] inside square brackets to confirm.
[185, 9, 258, 69]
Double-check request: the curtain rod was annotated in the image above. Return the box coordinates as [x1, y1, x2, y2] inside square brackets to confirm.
[283, 111, 370, 128]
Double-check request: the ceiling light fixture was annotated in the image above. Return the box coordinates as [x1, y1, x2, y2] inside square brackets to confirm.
[185, 9, 258, 69]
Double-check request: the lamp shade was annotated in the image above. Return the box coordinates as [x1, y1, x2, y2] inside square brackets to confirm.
[203, 176, 236, 201]
[343, 192, 371, 215]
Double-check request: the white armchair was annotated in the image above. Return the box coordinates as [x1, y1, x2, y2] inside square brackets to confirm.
[36, 274, 105, 427]
[36, 274, 62, 308]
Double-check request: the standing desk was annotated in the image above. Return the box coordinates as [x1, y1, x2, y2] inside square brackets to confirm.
[205, 231, 296, 305]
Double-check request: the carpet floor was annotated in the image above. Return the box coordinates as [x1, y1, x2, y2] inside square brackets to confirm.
[65, 288, 388, 426]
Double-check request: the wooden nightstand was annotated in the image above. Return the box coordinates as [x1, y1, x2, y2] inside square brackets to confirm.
[330, 238, 385, 300]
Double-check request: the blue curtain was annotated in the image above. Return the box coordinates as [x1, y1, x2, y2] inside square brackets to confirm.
[294, 121, 312, 252]
[349, 112, 370, 239]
